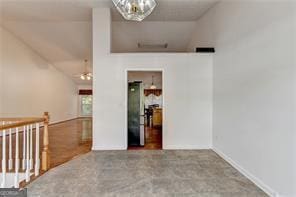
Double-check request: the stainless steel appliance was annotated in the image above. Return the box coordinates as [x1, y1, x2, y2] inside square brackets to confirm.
[128, 82, 145, 146]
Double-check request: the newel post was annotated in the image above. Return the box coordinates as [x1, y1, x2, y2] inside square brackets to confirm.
[41, 112, 50, 171]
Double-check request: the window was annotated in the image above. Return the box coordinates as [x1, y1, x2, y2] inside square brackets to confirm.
[81, 95, 92, 116]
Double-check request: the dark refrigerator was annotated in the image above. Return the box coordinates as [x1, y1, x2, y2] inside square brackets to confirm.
[128, 82, 145, 146]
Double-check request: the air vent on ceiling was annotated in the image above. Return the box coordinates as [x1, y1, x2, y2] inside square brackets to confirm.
[138, 43, 168, 49]
[195, 47, 215, 53]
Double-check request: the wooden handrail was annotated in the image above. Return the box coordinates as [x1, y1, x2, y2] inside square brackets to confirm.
[0, 118, 45, 131]
[0, 117, 46, 121]
[0, 112, 50, 172]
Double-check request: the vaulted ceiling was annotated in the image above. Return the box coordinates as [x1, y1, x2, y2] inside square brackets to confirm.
[0, 0, 218, 84]
[1, 0, 218, 22]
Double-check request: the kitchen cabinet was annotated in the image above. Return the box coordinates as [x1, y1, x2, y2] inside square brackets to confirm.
[152, 108, 162, 127]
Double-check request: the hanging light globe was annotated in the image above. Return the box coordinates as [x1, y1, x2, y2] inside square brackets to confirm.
[112, 0, 157, 22]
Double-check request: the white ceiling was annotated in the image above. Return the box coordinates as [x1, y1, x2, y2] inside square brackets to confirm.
[0, 0, 218, 84]
[0, 0, 218, 22]
[2, 21, 93, 85]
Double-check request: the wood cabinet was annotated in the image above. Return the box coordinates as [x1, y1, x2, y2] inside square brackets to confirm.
[152, 108, 162, 127]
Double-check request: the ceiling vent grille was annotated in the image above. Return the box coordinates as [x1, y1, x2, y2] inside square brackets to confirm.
[138, 43, 168, 49]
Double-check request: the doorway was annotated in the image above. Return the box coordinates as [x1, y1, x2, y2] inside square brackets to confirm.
[127, 70, 163, 150]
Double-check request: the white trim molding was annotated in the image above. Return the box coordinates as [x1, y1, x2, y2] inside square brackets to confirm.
[124, 68, 165, 150]
[212, 147, 280, 197]
[92, 146, 125, 151]
[164, 145, 212, 150]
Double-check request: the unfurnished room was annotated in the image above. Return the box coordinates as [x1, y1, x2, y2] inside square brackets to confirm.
[0, 0, 295, 197]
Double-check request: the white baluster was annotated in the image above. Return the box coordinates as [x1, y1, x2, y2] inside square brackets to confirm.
[34, 123, 40, 176]
[25, 125, 30, 182]
[14, 127, 20, 188]
[1, 121, 6, 188]
[29, 124, 33, 170]
[22, 126, 26, 170]
[8, 122, 13, 170]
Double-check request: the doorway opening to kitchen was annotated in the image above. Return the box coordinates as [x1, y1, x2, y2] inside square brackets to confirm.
[127, 70, 163, 150]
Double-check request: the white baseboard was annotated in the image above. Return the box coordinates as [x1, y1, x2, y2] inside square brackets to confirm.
[92, 145, 212, 151]
[49, 117, 79, 125]
[164, 145, 212, 150]
[212, 147, 279, 197]
[92, 146, 126, 151]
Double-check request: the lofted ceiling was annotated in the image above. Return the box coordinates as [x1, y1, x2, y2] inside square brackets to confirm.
[1, 21, 93, 85]
[0, 0, 218, 22]
[0, 0, 218, 84]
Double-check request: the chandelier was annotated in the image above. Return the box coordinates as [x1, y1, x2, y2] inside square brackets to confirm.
[112, 0, 157, 21]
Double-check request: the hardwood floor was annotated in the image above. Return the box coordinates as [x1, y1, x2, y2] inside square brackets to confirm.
[48, 118, 92, 168]
[0, 118, 92, 170]
[1, 118, 161, 170]
[128, 126, 162, 150]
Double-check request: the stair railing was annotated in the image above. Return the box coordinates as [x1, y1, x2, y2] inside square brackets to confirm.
[0, 112, 50, 188]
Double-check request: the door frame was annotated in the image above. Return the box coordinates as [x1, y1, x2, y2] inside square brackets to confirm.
[124, 68, 165, 150]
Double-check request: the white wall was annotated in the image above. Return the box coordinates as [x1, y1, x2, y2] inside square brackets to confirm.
[112, 21, 196, 53]
[92, 8, 213, 150]
[77, 85, 92, 90]
[189, 2, 296, 197]
[0, 27, 78, 123]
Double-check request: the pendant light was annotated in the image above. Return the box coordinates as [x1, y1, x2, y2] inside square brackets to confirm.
[150, 75, 156, 89]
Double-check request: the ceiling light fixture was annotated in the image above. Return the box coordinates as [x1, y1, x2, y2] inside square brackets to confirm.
[80, 60, 92, 81]
[112, 0, 157, 22]
[150, 75, 156, 89]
